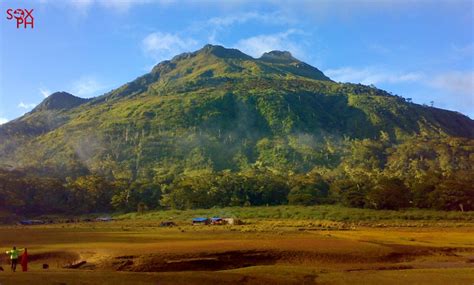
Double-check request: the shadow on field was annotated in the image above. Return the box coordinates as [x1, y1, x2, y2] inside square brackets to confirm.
[121, 250, 277, 272]
[111, 249, 383, 272]
[104, 245, 474, 272]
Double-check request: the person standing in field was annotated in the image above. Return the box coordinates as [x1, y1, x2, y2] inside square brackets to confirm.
[5, 246, 23, 272]
[20, 248, 28, 272]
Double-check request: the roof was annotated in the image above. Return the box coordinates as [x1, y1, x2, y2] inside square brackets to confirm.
[192, 217, 209, 222]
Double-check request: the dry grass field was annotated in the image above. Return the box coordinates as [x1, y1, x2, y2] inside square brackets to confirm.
[0, 208, 473, 284]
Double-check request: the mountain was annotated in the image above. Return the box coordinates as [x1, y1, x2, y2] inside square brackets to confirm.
[0, 44, 473, 178]
[32, 92, 90, 112]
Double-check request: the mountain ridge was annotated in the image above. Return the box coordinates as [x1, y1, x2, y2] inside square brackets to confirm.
[0, 44, 473, 178]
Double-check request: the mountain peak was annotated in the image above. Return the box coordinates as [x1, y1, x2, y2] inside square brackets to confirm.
[136, 44, 332, 99]
[151, 44, 252, 73]
[198, 44, 252, 60]
[32, 92, 89, 112]
[258, 50, 331, 81]
[260, 50, 298, 62]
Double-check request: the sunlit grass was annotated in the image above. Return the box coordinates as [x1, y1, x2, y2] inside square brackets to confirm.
[116, 205, 474, 224]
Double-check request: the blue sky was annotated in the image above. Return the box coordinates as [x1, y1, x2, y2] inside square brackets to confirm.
[1, 0, 473, 124]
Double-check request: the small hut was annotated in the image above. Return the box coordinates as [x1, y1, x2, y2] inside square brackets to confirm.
[211, 217, 224, 225]
[192, 217, 210, 225]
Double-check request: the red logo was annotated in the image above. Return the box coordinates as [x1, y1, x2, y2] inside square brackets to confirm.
[6, 9, 34, 29]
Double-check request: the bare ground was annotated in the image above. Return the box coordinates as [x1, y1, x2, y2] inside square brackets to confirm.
[0, 221, 473, 284]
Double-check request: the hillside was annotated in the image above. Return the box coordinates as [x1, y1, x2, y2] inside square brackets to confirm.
[0, 44, 473, 214]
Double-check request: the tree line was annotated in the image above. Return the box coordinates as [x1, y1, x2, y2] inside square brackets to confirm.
[1, 165, 472, 217]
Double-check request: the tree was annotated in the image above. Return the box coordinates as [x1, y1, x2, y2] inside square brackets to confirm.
[241, 169, 289, 206]
[160, 171, 216, 210]
[429, 179, 474, 211]
[330, 179, 368, 208]
[288, 173, 329, 205]
[411, 182, 436, 209]
[366, 178, 410, 210]
[65, 175, 113, 213]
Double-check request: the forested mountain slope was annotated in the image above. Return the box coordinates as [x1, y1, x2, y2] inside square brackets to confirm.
[1, 45, 473, 214]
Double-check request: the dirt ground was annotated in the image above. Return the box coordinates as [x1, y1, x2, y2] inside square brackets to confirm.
[0, 220, 473, 284]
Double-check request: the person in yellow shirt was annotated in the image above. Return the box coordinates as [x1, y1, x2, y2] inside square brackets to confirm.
[5, 246, 23, 272]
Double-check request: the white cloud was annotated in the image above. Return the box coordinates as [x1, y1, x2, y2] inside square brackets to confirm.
[0, 118, 8, 125]
[39, 87, 51, 98]
[429, 71, 474, 108]
[324, 67, 423, 85]
[71, 0, 94, 8]
[72, 76, 108, 97]
[368, 43, 391, 55]
[58, 0, 172, 14]
[207, 11, 292, 27]
[234, 29, 306, 59]
[324, 66, 473, 116]
[18, 102, 37, 109]
[98, 0, 157, 12]
[324, 67, 473, 102]
[203, 12, 295, 44]
[67, 0, 95, 15]
[142, 32, 198, 61]
[208, 13, 260, 27]
[451, 43, 474, 59]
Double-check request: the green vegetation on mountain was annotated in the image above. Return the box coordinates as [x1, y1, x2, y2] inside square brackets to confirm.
[0, 44, 473, 215]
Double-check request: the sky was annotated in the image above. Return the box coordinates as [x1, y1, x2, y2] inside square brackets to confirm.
[0, 0, 473, 125]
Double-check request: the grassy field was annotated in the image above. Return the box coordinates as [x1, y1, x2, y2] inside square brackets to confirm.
[0, 206, 473, 284]
[116, 205, 474, 223]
